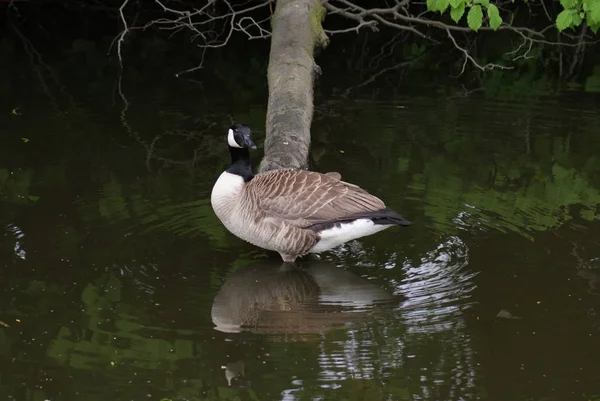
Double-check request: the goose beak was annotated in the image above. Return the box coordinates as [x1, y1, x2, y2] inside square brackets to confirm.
[242, 135, 257, 150]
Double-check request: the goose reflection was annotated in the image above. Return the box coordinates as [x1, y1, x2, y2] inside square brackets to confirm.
[211, 260, 398, 335]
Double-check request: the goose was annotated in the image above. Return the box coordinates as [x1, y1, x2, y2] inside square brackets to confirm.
[210, 123, 411, 263]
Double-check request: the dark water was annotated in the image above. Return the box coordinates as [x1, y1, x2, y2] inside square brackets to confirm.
[2, 56, 600, 401]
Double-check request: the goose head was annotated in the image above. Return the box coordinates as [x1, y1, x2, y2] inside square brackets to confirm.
[228, 123, 257, 150]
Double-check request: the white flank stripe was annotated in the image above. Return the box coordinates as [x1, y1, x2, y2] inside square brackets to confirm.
[309, 218, 392, 253]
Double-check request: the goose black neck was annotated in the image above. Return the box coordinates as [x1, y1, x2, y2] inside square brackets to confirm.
[226, 146, 254, 182]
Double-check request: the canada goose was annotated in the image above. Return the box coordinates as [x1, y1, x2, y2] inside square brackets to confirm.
[210, 123, 411, 263]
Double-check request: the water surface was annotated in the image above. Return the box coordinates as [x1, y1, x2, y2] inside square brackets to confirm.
[1, 59, 600, 401]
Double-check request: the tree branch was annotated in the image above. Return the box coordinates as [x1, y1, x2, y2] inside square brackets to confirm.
[445, 28, 513, 76]
[322, 0, 600, 72]
[113, 0, 274, 73]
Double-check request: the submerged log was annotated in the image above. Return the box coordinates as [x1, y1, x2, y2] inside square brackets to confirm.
[258, 0, 328, 173]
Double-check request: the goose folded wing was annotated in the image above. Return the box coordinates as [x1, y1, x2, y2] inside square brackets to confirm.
[254, 170, 385, 227]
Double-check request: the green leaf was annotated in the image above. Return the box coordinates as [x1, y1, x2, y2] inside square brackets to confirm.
[589, 22, 600, 33]
[560, 0, 577, 8]
[450, 3, 466, 22]
[427, 0, 450, 12]
[450, 0, 463, 7]
[467, 5, 483, 31]
[28, 195, 40, 202]
[556, 9, 574, 30]
[486, 4, 502, 30]
[560, 0, 581, 8]
[585, 0, 600, 23]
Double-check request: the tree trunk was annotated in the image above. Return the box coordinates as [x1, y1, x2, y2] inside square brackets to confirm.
[258, 0, 328, 173]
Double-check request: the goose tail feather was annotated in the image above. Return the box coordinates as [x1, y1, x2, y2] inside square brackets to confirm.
[364, 207, 412, 226]
[304, 207, 411, 232]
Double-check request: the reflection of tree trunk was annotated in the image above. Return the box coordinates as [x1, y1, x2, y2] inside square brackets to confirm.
[258, 0, 328, 173]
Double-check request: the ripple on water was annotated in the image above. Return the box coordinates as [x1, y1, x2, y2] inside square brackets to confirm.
[312, 235, 480, 399]
[396, 235, 478, 333]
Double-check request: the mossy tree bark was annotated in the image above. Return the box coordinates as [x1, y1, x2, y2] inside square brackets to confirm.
[258, 0, 328, 173]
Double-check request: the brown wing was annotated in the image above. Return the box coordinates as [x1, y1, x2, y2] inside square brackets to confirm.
[247, 169, 385, 227]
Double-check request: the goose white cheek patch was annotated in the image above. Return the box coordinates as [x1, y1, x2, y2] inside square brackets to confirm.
[228, 129, 242, 148]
